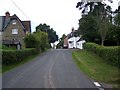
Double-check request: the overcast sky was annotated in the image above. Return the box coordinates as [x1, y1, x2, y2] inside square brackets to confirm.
[0, 0, 119, 38]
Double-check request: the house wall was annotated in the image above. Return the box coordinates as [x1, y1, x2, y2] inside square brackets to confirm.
[68, 37, 80, 48]
[68, 37, 75, 48]
[68, 37, 72, 48]
[2, 19, 26, 48]
[68, 36, 85, 49]
[0, 17, 3, 44]
[0, 17, 2, 31]
[76, 40, 85, 49]
[64, 37, 68, 48]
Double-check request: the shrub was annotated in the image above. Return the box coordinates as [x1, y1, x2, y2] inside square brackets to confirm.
[24, 31, 49, 51]
[2, 48, 38, 65]
[83, 42, 119, 67]
[24, 34, 39, 48]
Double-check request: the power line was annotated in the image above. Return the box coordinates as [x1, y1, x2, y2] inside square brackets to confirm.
[10, 0, 29, 19]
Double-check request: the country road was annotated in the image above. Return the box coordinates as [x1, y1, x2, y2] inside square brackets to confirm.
[3, 49, 99, 88]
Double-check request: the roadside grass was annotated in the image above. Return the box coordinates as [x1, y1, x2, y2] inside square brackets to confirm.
[2, 53, 39, 73]
[72, 50, 119, 88]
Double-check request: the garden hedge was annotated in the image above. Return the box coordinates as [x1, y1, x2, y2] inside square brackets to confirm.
[83, 42, 120, 67]
[2, 48, 38, 65]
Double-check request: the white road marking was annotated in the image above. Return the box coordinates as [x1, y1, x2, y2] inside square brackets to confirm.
[99, 88, 104, 90]
[94, 82, 101, 87]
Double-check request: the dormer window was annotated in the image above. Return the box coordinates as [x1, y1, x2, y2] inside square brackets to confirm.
[12, 20, 17, 25]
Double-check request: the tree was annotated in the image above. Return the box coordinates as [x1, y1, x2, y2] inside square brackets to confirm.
[24, 31, 49, 51]
[76, 0, 113, 45]
[109, 8, 120, 46]
[56, 34, 66, 48]
[107, 24, 119, 46]
[34, 31, 49, 51]
[24, 34, 39, 48]
[36, 23, 58, 44]
[77, 14, 101, 43]
[96, 16, 111, 45]
[76, 0, 113, 14]
[93, 2, 112, 45]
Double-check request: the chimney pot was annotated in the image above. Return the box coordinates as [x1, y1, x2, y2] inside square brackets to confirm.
[72, 27, 75, 32]
[5, 11, 10, 17]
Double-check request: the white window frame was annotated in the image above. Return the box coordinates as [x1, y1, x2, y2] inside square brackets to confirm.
[12, 29, 18, 34]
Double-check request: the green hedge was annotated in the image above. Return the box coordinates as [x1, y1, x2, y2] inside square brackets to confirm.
[83, 42, 119, 67]
[2, 48, 38, 65]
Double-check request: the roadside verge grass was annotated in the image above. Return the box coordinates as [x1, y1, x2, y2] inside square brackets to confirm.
[72, 50, 119, 88]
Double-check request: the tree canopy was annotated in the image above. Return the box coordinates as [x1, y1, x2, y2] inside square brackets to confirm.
[56, 34, 66, 48]
[24, 31, 49, 51]
[76, 0, 120, 46]
[36, 23, 58, 44]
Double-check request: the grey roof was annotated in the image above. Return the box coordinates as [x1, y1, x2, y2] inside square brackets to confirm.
[67, 30, 79, 39]
[0, 14, 31, 33]
[77, 38, 83, 42]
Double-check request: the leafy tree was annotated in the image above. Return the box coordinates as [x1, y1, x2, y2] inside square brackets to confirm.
[108, 9, 120, 46]
[77, 14, 101, 43]
[106, 24, 119, 46]
[36, 23, 58, 44]
[93, 2, 112, 45]
[24, 34, 39, 48]
[34, 31, 49, 51]
[114, 12, 120, 27]
[76, 0, 113, 45]
[56, 34, 66, 48]
[24, 31, 49, 51]
[76, 0, 113, 14]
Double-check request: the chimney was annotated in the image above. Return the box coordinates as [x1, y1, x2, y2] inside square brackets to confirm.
[5, 11, 10, 17]
[71, 27, 75, 32]
[4, 11, 10, 27]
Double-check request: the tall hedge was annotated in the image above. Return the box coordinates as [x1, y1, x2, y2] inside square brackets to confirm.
[2, 48, 38, 65]
[83, 42, 119, 67]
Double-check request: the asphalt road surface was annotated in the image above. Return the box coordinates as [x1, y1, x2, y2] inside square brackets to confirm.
[3, 49, 101, 88]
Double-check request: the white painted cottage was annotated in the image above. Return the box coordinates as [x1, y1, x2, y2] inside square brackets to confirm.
[68, 36, 85, 49]
[64, 27, 85, 49]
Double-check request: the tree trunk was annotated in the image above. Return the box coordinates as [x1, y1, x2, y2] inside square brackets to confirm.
[101, 39, 104, 46]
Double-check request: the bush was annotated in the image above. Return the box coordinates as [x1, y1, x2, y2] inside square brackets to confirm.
[83, 42, 119, 67]
[24, 34, 39, 48]
[0, 44, 8, 49]
[24, 31, 49, 51]
[0, 44, 16, 50]
[2, 48, 38, 65]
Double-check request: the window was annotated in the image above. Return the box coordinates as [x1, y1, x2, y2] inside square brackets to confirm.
[69, 41, 73, 43]
[0, 32, 2, 35]
[12, 29, 18, 34]
[12, 20, 17, 25]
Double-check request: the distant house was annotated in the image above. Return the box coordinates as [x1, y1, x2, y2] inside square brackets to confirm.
[63, 36, 68, 48]
[0, 12, 31, 49]
[64, 27, 85, 49]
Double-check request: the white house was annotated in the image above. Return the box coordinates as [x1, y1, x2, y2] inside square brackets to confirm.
[63, 27, 85, 49]
[76, 39, 85, 49]
[68, 36, 85, 49]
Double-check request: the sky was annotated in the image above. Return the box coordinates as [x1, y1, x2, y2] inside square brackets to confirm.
[0, 0, 119, 38]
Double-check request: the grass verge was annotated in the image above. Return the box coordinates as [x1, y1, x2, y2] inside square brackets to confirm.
[72, 50, 119, 88]
[2, 53, 39, 73]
